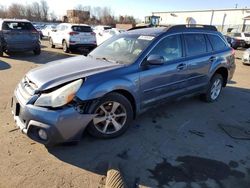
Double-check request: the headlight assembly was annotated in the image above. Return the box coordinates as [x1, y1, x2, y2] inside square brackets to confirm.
[34, 79, 83, 108]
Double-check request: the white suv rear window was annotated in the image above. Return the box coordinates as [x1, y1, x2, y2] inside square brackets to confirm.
[72, 26, 92, 32]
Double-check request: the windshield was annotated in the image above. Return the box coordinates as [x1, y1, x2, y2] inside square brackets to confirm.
[89, 34, 154, 64]
[244, 33, 250, 37]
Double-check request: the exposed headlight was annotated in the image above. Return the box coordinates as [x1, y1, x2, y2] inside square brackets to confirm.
[34, 79, 83, 107]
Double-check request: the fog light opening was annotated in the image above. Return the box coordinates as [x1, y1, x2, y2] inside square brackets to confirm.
[38, 129, 48, 140]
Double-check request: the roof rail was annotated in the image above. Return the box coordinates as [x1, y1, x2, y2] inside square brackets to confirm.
[167, 24, 217, 32]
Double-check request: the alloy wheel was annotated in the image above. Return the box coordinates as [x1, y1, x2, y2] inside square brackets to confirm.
[210, 79, 222, 100]
[93, 101, 127, 134]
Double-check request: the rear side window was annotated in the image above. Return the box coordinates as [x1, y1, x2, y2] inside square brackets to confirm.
[233, 33, 241, 37]
[104, 26, 112, 30]
[149, 35, 182, 61]
[244, 33, 250, 37]
[2, 22, 34, 31]
[184, 34, 207, 56]
[207, 34, 227, 51]
[72, 26, 92, 32]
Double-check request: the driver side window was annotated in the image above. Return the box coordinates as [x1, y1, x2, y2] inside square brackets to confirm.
[56, 25, 62, 31]
[149, 35, 182, 62]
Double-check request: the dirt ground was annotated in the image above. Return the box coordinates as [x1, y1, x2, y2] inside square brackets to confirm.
[0, 41, 250, 188]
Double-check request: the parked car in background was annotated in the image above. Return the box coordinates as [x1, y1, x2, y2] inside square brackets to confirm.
[0, 19, 41, 57]
[96, 28, 121, 45]
[242, 48, 250, 65]
[11, 25, 235, 146]
[230, 32, 250, 47]
[41, 24, 57, 39]
[33, 25, 44, 40]
[49, 23, 97, 53]
[93, 25, 112, 35]
[224, 35, 246, 49]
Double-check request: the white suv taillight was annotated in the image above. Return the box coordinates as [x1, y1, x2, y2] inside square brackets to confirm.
[69, 32, 79, 36]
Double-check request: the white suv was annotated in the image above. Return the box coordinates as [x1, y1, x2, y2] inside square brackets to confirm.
[231, 32, 250, 47]
[49, 23, 97, 53]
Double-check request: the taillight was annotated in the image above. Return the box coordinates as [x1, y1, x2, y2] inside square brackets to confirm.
[69, 32, 79, 36]
[31, 30, 38, 34]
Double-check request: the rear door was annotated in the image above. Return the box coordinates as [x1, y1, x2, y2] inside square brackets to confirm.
[71, 25, 96, 44]
[52, 24, 64, 44]
[140, 34, 189, 108]
[2, 21, 38, 47]
[183, 33, 212, 91]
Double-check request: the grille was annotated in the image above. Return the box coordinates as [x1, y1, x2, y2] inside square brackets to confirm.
[16, 76, 37, 104]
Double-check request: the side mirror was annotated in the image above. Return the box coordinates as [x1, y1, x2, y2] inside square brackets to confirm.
[147, 54, 164, 65]
[52, 29, 57, 32]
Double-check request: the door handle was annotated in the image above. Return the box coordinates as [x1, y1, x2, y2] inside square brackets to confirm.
[209, 56, 216, 63]
[176, 63, 186, 71]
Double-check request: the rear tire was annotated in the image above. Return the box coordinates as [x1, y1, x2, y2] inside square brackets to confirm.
[62, 40, 69, 53]
[87, 93, 133, 139]
[201, 74, 223, 103]
[49, 38, 55, 48]
[33, 45, 41, 55]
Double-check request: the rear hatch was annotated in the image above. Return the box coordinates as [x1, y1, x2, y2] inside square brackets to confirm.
[70, 25, 96, 44]
[2, 21, 39, 48]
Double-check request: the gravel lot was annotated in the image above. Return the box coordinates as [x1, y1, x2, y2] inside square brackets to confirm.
[0, 41, 250, 188]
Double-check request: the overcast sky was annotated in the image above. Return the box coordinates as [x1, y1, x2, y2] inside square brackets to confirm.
[1, 0, 249, 19]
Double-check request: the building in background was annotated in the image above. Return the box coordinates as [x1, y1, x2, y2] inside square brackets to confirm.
[66, 10, 90, 23]
[152, 8, 250, 33]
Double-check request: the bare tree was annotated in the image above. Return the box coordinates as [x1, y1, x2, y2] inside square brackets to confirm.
[0, 2, 138, 24]
[31, 2, 42, 21]
[0, 5, 7, 18]
[49, 11, 57, 22]
[7, 3, 26, 19]
[40, 0, 49, 21]
[118, 15, 136, 24]
[25, 5, 33, 21]
[62, 15, 68, 22]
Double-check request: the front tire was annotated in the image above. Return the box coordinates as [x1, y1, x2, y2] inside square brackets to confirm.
[49, 38, 55, 48]
[62, 40, 69, 53]
[87, 93, 133, 138]
[202, 74, 223, 103]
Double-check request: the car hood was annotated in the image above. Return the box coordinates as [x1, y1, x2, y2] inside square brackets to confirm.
[26, 56, 122, 91]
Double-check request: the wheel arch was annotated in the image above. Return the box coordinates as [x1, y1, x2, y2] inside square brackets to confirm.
[110, 89, 137, 119]
[213, 67, 228, 87]
[62, 38, 66, 44]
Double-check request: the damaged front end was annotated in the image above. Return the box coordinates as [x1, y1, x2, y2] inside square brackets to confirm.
[11, 76, 97, 146]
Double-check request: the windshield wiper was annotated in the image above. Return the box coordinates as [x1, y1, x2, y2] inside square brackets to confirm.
[96, 57, 118, 64]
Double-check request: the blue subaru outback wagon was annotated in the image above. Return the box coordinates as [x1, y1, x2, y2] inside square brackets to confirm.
[12, 25, 235, 146]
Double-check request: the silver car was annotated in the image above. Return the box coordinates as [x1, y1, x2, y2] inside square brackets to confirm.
[0, 19, 41, 57]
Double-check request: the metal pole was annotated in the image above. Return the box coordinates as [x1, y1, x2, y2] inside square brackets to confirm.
[210, 10, 214, 25]
[221, 13, 227, 32]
